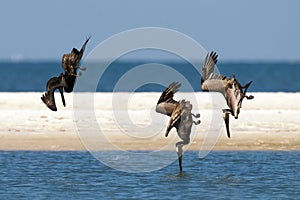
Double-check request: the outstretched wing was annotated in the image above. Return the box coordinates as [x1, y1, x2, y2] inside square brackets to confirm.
[62, 36, 91, 72]
[155, 82, 181, 116]
[157, 82, 181, 104]
[41, 74, 66, 111]
[201, 51, 227, 92]
[201, 51, 219, 83]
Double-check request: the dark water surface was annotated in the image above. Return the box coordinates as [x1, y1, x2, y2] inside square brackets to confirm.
[1, 61, 300, 92]
[0, 151, 299, 199]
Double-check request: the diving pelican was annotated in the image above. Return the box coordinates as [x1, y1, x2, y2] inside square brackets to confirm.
[41, 37, 90, 111]
[156, 82, 201, 172]
[201, 51, 254, 138]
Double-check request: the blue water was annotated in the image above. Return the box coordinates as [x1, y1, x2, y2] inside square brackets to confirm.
[0, 151, 299, 199]
[1, 61, 300, 92]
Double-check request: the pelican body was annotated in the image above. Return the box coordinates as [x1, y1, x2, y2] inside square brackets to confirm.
[41, 37, 90, 111]
[201, 52, 254, 138]
[156, 82, 201, 172]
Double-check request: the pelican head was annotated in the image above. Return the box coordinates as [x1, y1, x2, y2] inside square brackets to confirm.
[225, 75, 253, 119]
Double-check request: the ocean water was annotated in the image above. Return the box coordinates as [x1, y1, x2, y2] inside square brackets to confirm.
[1, 61, 300, 92]
[0, 151, 299, 199]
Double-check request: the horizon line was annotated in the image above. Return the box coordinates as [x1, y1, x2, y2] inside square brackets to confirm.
[0, 58, 300, 64]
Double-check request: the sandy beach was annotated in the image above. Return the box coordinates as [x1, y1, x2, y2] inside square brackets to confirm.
[0, 92, 299, 151]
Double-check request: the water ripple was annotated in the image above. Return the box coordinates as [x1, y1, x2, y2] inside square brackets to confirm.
[0, 151, 299, 199]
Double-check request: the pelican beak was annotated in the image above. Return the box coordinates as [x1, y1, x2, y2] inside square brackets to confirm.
[223, 111, 231, 138]
[234, 109, 239, 119]
[176, 145, 183, 172]
[59, 87, 66, 107]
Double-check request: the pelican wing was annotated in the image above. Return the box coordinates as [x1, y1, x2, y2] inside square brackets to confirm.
[201, 51, 219, 83]
[41, 74, 65, 111]
[201, 51, 228, 92]
[62, 36, 91, 72]
[157, 82, 181, 104]
[201, 78, 228, 92]
[156, 82, 181, 116]
[165, 101, 182, 136]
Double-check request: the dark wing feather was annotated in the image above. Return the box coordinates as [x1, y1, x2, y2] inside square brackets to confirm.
[41, 74, 65, 111]
[165, 101, 182, 136]
[201, 51, 218, 84]
[156, 82, 181, 116]
[157, 82, 181, 104]
[169, 101, 183, 126]
[201, 51, 227, 92]
[62, 36, 91, 72]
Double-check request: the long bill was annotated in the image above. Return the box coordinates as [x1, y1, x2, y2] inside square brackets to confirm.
[223, 110, 231, 138]
[59, 87, 66, 107]
[176, 145, 183, 172]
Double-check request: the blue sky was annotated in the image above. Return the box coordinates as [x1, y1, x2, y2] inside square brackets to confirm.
[0, 0, 299, 61]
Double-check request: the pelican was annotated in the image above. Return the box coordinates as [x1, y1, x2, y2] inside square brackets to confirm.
[201, 51, 254, 138]
[156, 82, 201, 172]
[41, 37, 90, 111]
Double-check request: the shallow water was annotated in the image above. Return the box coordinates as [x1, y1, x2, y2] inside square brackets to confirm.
[0, 151, 299, 199]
